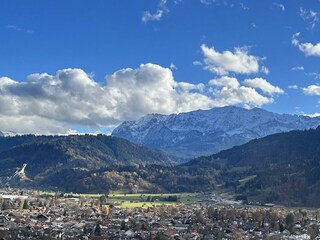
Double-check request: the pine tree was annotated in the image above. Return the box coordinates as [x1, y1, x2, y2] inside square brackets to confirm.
[94, 223, 101, 236]
[1, 201, 8, 211]
[285, 213, 295, 233]
[23, 200, 29, 210]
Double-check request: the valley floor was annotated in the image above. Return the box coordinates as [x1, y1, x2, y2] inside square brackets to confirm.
[0, 188, 319, 239]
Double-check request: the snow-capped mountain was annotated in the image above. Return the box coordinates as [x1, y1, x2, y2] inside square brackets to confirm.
[112, 106, 320, 159]
[0, 131, 17, 137]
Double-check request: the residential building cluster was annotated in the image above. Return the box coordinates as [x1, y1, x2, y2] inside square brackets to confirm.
[0, 189, 320, 239]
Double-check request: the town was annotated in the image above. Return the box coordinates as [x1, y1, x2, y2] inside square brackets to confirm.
[0, 188, 320, 239]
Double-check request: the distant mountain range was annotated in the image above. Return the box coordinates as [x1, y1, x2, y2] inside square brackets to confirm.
[112, 106, 320, 159]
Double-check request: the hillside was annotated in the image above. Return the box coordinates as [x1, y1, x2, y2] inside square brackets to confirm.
[185, 126, 320, 207]
[112, 106, 320, 159]
[0, 134, 176, 192]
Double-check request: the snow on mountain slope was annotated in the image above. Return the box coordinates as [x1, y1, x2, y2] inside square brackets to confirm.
[0, 131, 17, 137]
[112, 106, 320, 159]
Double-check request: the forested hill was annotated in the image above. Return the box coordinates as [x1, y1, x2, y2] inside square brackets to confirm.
[185, 126, 320, 207]
[0, 134, 176, 190]
[189, 126, 320, 167]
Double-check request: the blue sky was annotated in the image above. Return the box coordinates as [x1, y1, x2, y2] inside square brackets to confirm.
[1, 0, 320, 134]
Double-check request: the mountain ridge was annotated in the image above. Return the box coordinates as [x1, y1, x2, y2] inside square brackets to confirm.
[112, 106, 320, 159]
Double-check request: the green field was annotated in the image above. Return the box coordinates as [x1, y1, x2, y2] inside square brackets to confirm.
[35, 190, 206, 208]
[109, 192, 200, 208]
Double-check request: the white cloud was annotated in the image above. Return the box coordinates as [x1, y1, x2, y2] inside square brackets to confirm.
[243, 77, 284, 95]
[142, 0, 176, 23]
[288, 85, 298, 90]
[0, 77, 17, 87]
[0, 64, 282, 134]
[298, 41, 320, 56]
[200, 44, 260, 75]
[193, 60, 202, 66]
[291, 32, 300, 46]
[106, 64, 214, 119]
[292, 32, 320, 56]
[210, 86, 272, 107]
[0, 65, 214, 134]
[142, 10, 164, 23]
[300, 8, 319, 30]
[273, 3, 285, 12]
[176, 82, 205, 92]
[304, 113, 320, 118]
[303, 85, 320, 96]
[209, 76, 240, 89]
[261, 66, 270, 75]
[209, 76, 281, 107]
[170, 63, 177, 70]
[291, 66, 304, 71]
[0, 116, 69, 135]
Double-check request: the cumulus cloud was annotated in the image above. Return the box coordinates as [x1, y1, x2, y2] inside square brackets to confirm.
[209, 76, 240, 89]
[243, 77, 284, 95]
[0, 65, 215, 134]
[292, 32, 320, 56]
[303, 85, 320, 96]
[176, 82, 205, 92]
[0, 64, 283, 134]
[200, 44, 261, 75]
[208, 76, 280, 107]
[106, 64, 216, 120]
